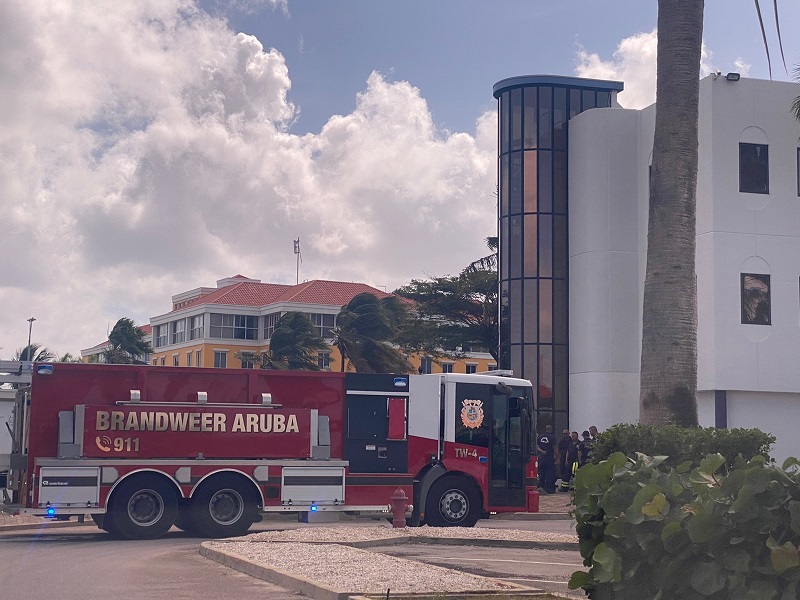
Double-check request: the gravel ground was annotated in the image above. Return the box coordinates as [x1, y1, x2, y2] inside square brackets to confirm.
[208, 541, 522, 593]
[206, 525, 578, 594]
[244, 524, 577, 544]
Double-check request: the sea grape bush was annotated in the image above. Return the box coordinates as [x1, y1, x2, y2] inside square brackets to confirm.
[570, 452, 800, 599]
[591, 424, 774, 468]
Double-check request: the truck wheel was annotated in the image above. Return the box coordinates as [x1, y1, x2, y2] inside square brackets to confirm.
[190, 476, 258, 538]
[107, 474, 178, 540]
[425, 476, 481, 528]
[90, 513, 117, 534]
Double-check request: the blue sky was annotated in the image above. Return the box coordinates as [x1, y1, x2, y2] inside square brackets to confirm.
[221, 1, 797, 134]
[0, 0, 798, 356]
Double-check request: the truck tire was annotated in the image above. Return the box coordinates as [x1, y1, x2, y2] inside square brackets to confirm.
[189, 475, 259, 538]
[90, 513, 118, 534]
[424, 476, 481, 528]
[106, 474, 178, 540]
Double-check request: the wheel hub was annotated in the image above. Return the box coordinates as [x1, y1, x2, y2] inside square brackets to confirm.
[440, 490, 468, 521]
[128, 489, 164, 527]
[209, 489, 244, 525]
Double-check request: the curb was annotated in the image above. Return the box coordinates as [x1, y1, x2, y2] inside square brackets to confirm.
[346, 536, 579, 552]
[0, 520, 88, 533]
[200, 542, 353, 600]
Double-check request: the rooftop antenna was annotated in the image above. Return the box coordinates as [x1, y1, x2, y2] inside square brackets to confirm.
[293, 238, 302, 284]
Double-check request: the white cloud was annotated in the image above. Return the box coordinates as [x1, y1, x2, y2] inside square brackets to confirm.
[574, 29, 715, 110]
[0, 0, 497, 356]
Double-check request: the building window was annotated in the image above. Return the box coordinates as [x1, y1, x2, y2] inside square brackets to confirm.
[152, 359, 157, 366]
[154, 325, 167, 348]
[195, 350, 202, 367]
[186, 352, 192, 367]
[172, 355, 179, 366]
[310, 313, 335, 339]
[739, 143, 769, 194]
[317, 351, 331, 370]
[465, 364, 477, 374]
[213, 351, 228, 368]
[210, 313, 258, 340]
[264, 313, 281, 340]
[171, 320, 186, 344]
[488, 364, 498, 371]
[189, 315, 204, 340]
[441, 362, 454, 373]
[419, 357, 433, 374]
[241, 356, 255, 369]
[160, 357, 166, 366]
[741, 273, 771, 325]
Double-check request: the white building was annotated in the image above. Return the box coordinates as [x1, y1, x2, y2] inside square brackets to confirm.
[569, 75, 800, 462]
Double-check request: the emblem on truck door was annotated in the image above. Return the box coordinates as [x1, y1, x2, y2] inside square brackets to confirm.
[460, 399, 484, 429]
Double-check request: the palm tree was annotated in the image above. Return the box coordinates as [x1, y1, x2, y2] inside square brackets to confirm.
[104, 318, 153, 364]
[236, 312, 328, 371]
[14, 343, 55, 362]
[58, 353, 82, 363]
[638, 0, 704, 426]
[333, 293, 411, 373]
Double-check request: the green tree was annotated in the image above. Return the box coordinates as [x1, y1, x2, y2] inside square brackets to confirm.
[236, 312, 328, 371]
[58, 353, 82, 363]
[333, 293, 411, 373]
[103, 318, 153, 364]
[395, 238, 499, 363]
[14, 343, 55, 362]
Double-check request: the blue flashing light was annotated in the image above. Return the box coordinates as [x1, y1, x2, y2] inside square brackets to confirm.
[479, 456, 488, 463]
[46, 507, 56, 516]
[310, 505, 318, 512]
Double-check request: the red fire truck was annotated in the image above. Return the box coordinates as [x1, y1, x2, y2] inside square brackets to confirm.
[2, 362, 537, 539]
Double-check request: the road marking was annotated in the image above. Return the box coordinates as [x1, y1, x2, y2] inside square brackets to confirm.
[419, 556, 583, 567]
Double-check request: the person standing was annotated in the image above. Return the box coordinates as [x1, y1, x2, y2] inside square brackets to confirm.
[536, 425, 557, 494]
[561, 431, 581, 491]
[589, 425, 599, 441]
[579, 430, 593, 466]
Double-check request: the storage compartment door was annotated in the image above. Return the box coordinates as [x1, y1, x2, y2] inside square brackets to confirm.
[38, 466, 100, 508]
[281, 466, 344, 505]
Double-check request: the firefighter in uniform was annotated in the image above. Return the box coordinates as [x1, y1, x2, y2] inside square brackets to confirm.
[536, 425, 557, 494]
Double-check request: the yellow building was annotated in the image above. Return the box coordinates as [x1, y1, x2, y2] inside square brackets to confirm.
[147, 275, 497, 374]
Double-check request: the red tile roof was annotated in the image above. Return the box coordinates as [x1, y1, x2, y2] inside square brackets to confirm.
[172, 279, 392, 314]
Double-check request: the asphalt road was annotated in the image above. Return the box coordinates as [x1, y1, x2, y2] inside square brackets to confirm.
[0, 516, 582, 600]
[0, 525, 308, 600]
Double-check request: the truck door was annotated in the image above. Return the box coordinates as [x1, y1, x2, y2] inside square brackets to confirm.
[488, 393, 526, 507]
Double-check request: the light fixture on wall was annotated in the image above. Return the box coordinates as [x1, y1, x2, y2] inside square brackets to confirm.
[725, 72, 741, 82]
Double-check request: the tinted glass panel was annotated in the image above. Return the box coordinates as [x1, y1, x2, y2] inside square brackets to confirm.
[510, 88, 523, 151]
[553, 151, 567, 214]
[524, 151, 537, 212]
[538, 151, 552, 213]
[510, 279, 522, 343]
[500, 91, 509, 153]
[500, 154, 509, 215]
[539, 214, 553, 278]
[523, 88, 537, 149]
[554, 345, 568, 411]
[553, 87, 567, 149]
[510, 152, 523, 214]
[739, 143, 769, 194]
[597, 91, 611, 107]
[523, 345, 538, 390]
[523, 278, 538, 343]
[500, 281, 510, 351]
[539, 279, 552, 343]
[538, 87, 552, 149]
[500, 217, 509, 279]
[510, 216, 522, 278]
[510, 344, 522, 378]
[538, 345, 553, 407]
[569, 89, 581, 119]
[553, 279, 568, 344]
[554, 215, 568, 279]
[582, 89, 596, 110]
[741, 273, 771, 324]
[523, 215, 538, 273]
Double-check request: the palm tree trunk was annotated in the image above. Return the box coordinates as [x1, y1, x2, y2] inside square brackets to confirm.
[639, 0, 704, 426]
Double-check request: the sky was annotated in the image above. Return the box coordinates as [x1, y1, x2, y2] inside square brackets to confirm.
[1, 0, 799, 358]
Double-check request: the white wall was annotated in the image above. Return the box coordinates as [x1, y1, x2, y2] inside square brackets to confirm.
[0, 389, 15, 456]
[569, 76, 800, 459]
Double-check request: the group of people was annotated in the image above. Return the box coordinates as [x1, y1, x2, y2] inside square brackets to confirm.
[536, 424, 599, 494]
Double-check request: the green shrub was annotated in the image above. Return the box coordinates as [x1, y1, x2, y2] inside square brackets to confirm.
[591, 423, 774, 468]
[570, 453, 800, 599]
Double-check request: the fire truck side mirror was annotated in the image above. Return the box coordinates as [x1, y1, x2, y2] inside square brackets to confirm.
[495, 382, 513, 395]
